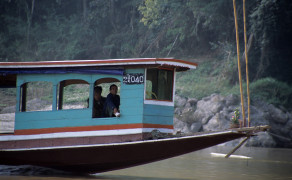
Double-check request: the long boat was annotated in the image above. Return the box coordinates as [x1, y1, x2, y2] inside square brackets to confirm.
[0, 58, 268, 173]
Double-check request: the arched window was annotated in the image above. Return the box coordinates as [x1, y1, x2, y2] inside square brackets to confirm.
[92, 78, 120, 118]
[58, 79, 89, 110]
[20, 81, 53, 112]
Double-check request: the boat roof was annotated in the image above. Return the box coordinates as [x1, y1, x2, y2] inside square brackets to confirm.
[0, 58, 197, 88]
[0, 58, 197, 71]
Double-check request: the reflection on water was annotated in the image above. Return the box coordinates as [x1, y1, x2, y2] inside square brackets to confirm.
[1, 146, 292, 180]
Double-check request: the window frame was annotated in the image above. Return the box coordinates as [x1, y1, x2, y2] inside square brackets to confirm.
[92, 78, 121, 118]
[19, 81, 53, 112]
[144, 67, 176, 106]
[57, 79, 90, 110]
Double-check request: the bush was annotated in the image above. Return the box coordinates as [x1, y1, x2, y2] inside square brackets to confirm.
[249, 77, 292, 109]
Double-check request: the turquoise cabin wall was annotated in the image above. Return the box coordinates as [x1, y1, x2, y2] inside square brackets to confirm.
[14, 68, 174, 131]
[143, 104, 174, 126]
[119, 68, 145, 125]
[15, 69, 145, 130]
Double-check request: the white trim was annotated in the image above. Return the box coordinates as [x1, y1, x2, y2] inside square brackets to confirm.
[173, 69, 176, 103]
[0, 128, 172, 142]
[144, 68, 147, 101]
[156, 61, 197, 70]
[144, 100, 174, 106]
[0, 58, 197, 69]
[1, 131, 234, 151]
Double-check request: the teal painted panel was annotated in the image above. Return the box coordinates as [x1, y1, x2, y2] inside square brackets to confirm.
[120, 105, 143, 116]
[125, 68, 145, 74]
[15, 107, 143, 130]
[16, 115, 143, 130]
[143, 115, 174, 125]
[143, 104, 174, 116]
[143, 104, 174, 125]
[14, 72, 147, 130]
[16, 109, 91, 121]
[120, 97, 143, 106]
[121, 88, 144, 99]
[122, 84, 144, 90]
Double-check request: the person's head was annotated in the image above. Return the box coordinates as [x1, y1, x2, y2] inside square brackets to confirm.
[94, 86, 102, 101]
[109, 84, 118, 95]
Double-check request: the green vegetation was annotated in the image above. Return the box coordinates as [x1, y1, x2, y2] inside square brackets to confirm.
[176, 57, 238, 99]
[249, 78, 292, 109]
[0, 0, 291, 110]
[176, 58, 292, 110]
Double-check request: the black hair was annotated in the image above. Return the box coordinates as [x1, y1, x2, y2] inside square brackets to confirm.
[109, 84, 117, 90]
[94, 86, 102, 94]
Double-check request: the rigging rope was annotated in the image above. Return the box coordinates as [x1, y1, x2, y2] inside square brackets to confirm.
[243, 0, 251, 127]
[233, 0, 246, 127]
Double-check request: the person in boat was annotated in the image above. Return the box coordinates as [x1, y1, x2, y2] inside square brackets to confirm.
[92, 86, 106, 118]
[103, 84, 120, 117]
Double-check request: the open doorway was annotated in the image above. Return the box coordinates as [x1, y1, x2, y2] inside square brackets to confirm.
[92, 78, 121, 118]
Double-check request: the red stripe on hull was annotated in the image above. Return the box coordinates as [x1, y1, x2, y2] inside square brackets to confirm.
[0, 133, 147, 149]
[13, 123, 173, 135]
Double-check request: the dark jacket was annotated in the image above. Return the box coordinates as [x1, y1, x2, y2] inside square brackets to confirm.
[103, 93, 120, 117]
[93, 97, 106, 118]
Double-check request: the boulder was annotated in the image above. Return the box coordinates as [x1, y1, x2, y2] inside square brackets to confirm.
[174, 93, 292, 148]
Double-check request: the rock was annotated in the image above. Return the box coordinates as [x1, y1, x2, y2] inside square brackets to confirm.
[190, 121, 202, 132]
[180, 108, 196, 124]
[266, 104, 288, 124]
[200, 94, 225, 114]
[174, 93, 292, 148]
[173, 117, 190, 134]
[175, 96, 187, 107]
[246, 132, 277, 147]
[187, 98, 198, 106]
[193, 94, 225, 125]
[225, 94, 239, 106]
[203, 114, 221, 131]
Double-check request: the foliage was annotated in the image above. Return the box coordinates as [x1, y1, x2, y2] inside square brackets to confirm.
[249, 78, 292, 109]
[249, 0, 292, 83]
[231, 108, 240, 125]
[0, 0, 292, 109]
[176, 59, 233, 99]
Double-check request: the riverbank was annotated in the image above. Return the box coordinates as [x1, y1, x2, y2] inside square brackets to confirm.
[1, 93, 292, 148]
[174, 93, 292, 148]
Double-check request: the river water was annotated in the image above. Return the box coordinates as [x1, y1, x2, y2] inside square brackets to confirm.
[0, 145, 291, 180]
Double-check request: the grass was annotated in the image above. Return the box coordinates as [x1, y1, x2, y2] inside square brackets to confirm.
[176, 57, 292, 110]
[176, 58, 234, 99]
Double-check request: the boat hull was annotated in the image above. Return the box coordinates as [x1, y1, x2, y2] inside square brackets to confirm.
[0, 131, 246, 173]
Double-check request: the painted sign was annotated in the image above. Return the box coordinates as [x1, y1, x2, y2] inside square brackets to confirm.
[123, 73, 144, 84]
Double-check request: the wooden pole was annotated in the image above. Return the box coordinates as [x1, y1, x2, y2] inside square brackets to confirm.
[225, 136, 250, 158]
[233, 0, 246, 127]
[243, 0, 251, 127]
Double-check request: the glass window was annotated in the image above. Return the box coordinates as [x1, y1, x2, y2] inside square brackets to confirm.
[146, 68, 174, 101]
[20, 81, 53, 112]
[58, 80, 89, 110]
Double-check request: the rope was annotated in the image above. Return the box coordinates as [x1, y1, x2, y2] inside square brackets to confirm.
[233, 0, 246, 127]
[268, 131, 292, 142]
[243, 0, 251, 127]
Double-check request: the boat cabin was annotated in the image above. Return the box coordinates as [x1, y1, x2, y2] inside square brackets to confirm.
[0, 58, 197, 146]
